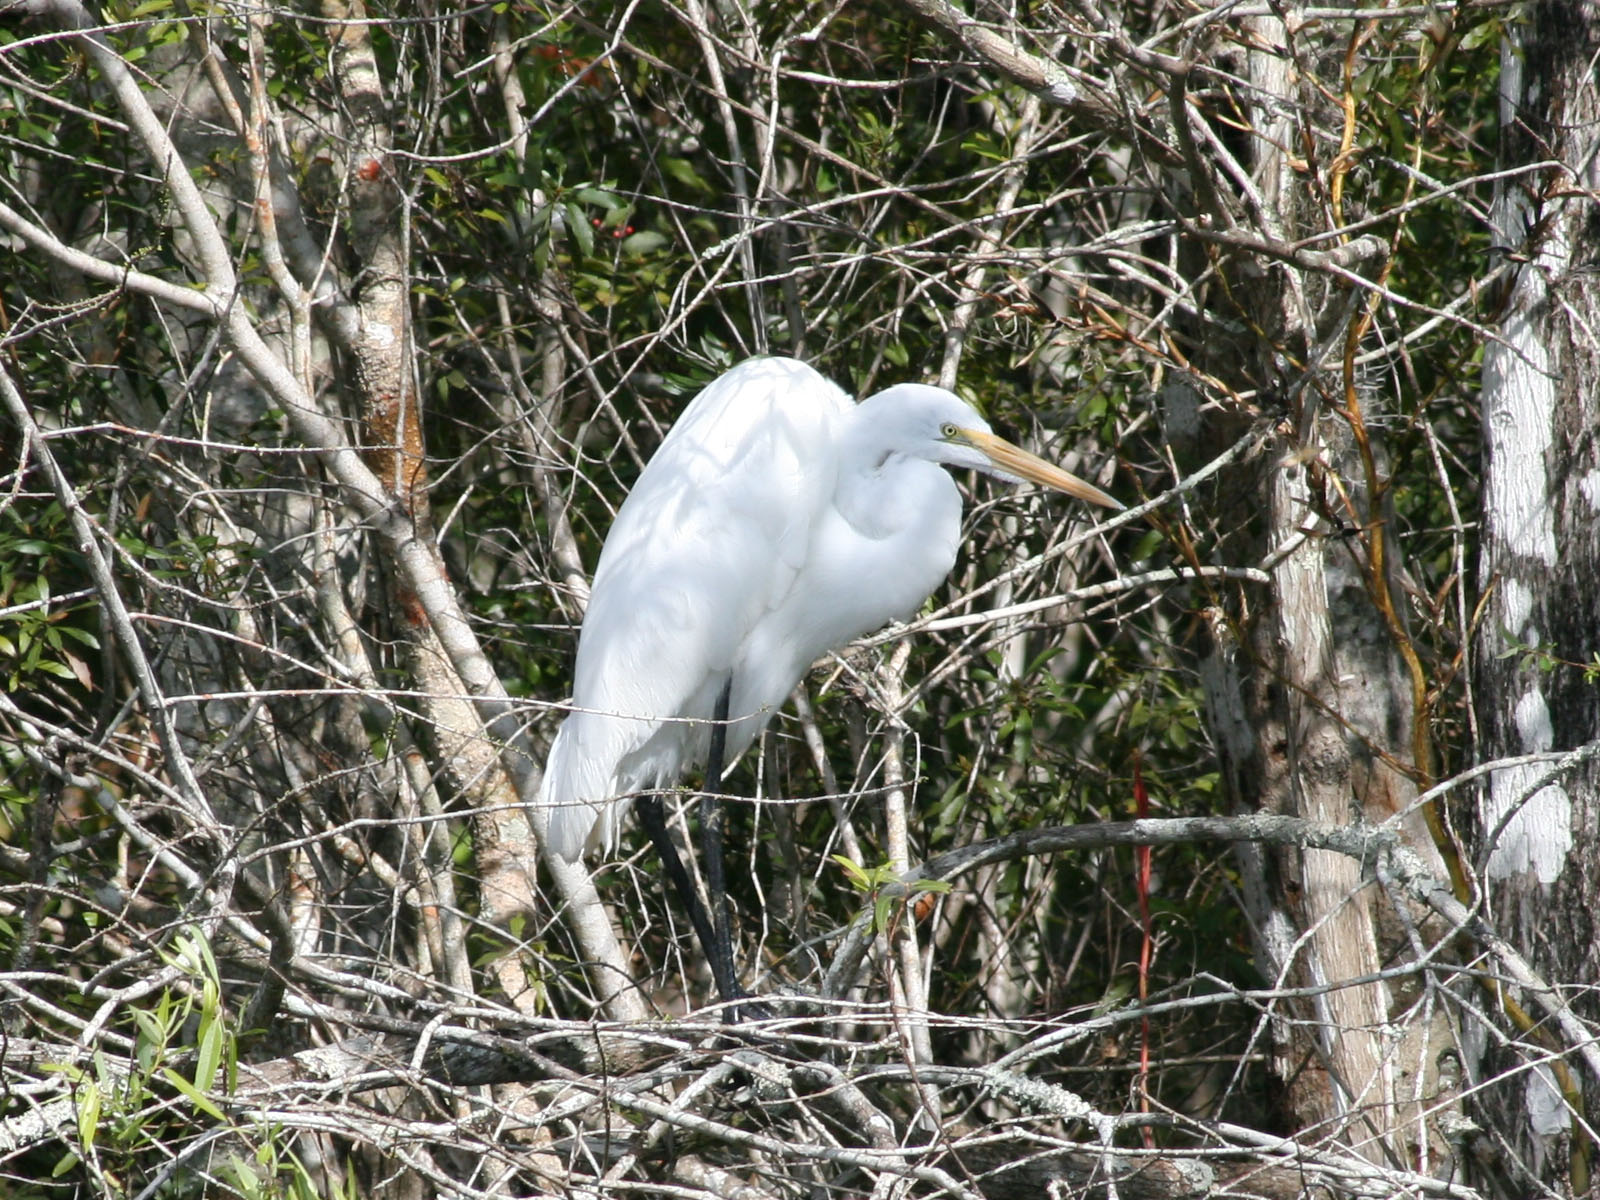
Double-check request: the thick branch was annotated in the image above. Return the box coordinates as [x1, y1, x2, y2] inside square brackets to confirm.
[822, 806, 1600, 1091]
[893, 0, 1078, 106]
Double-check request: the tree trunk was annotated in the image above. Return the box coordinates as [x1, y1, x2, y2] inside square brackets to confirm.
[1185, 14, 1413, 1163]
[1474, 4, 1600, 1194]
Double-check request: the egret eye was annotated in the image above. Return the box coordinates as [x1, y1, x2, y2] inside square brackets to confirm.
[940, 422, 960, 440]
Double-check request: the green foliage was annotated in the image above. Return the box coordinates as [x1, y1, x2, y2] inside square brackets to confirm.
[1496, 631, 1600, 684]
[833, 853, 952, 935]
[32, 927, 320, 1199]
[0, 506, 99, 697]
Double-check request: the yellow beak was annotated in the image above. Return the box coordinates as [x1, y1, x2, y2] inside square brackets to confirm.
[964, 428, 1123, 511]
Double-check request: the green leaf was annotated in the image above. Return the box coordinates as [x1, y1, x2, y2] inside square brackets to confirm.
[1458, 17, 1500, 50]
[1131, 529, 1165, 561]
[195, 1012, 223, 1092]
[660, 156, 712, 192]
[228, 1155, 266, 1200]
[620, 230, 668, 255]
[160, 1067, 226, 1121]
[960, 132, 1007, 162]
[575, 187, 622, 210]
[565, 201, 593, 256]
[75, 1078, 101, 1151]
[875, 894, 893, 932]
[1092, 978, 1134, 1016]
[831, 854, 871, 890]
[189, 926, 221, 981]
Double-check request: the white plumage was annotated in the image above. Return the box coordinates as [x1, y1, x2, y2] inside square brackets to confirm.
[539, 356, 1119, 861]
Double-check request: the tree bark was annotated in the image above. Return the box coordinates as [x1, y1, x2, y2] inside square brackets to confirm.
[1474, 3, 1600, 1193]
[1185, 13, 1406, 1163]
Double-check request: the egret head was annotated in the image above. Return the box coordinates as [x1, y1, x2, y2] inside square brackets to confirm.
[862, 383, 1123, 511]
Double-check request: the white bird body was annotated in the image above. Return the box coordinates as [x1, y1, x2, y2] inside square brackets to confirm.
[540, 356, 1117, 860]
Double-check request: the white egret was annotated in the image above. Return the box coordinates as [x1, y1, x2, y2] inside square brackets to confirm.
[539, 356, 1119, 1006]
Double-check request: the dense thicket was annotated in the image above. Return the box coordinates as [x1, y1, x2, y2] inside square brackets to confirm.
[1, 1, 1594, 1197]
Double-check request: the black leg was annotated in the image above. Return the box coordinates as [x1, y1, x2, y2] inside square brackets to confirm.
[638, 680, 766, 1022]
[635, 792, 722, 989]
[699, 680, 738, 1014]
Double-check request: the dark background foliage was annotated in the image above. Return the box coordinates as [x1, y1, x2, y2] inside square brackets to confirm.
[5, 1, 1589, 1197]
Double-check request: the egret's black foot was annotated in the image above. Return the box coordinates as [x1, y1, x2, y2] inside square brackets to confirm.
[700, 986, 779, 1030]
[724, 995, 777, 1027]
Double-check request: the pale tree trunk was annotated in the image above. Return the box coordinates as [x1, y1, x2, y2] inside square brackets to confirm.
[1188, 8, 1447, 1165]
[1474, 4, 1600, 1194]
[1263, 455, 1396, 1159]
[1242, 15, 1392, 1158]
[307, 2, 644, 1026]
[320, 0, 552, 1019]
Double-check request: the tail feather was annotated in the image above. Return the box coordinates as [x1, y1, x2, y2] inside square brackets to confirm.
[540, 721, 596, 861]
[539, 715, 639, 861]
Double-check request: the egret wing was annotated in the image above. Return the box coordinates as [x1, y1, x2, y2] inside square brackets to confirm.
[542, 358, 852, 858]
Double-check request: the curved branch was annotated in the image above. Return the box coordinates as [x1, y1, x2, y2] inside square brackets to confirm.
[822, 805, 1600, 1094]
